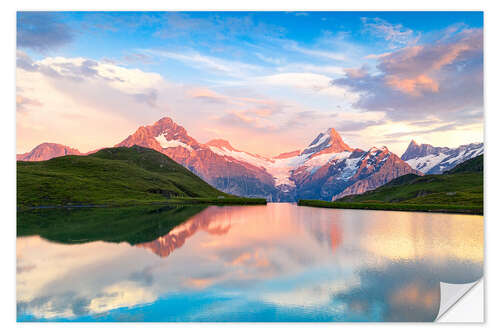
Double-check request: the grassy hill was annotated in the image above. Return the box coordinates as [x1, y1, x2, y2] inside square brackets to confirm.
[299, 155, 483, 215]
[17, 145, 266, 209]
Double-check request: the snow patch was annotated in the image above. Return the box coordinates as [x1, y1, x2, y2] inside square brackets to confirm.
[337, 156, 362, 180]
[304, 151, 351, 175]
[210, 144, 331, 187]
[267, 154, 312, 186]
[208, 146, 270, 169]
[209, 144, 357, 186]
[443, 149, 467, 165]
[155, 134, 193, 151]
[406, 153, 448, 174]
[407, 145, 483, 174]
[306, 133, 330, 150]
[444, 146, 483, 165]
[209, 144, 314, 187]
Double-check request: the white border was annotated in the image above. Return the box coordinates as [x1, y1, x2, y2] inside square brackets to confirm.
[2, 0, 498, 331]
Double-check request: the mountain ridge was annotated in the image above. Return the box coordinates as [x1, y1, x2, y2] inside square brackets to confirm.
[112, 117, 422, 201]
[17, 143, 82, 162]
[401, 140, 483, 174]
[18, 116, 481, 202]
[115, 117, 279, 200]
[333, 154, 483, 209]
[299, 154, 483, 215]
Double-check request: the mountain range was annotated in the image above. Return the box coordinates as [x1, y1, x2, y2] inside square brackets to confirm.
[401, 140, 484, 174]
[330, 154, 483, 214]
[17, 116, 482, 202]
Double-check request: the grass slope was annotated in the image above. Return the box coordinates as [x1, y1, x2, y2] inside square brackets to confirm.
[299, 155, 483, 215]
[17, 145, 266, 208]
[17, 205, 206, 245]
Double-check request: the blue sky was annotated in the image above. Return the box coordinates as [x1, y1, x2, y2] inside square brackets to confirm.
[19, 12, 483, 82]
[16, 11, 484, 156]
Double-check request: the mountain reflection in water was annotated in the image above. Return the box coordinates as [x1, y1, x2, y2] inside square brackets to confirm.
[136, 207, 232, 258]
[17, 203, 483, 322]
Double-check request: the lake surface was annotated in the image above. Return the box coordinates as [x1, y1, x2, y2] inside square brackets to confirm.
[16, 203, 483, 322]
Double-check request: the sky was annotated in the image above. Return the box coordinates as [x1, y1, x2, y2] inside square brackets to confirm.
[16, 11, 484, 157]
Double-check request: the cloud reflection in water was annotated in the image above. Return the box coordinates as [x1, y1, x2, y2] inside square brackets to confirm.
[17, 203, 483, 321]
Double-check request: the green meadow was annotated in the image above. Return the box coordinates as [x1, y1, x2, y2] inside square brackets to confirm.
[17, 145, 266, 209]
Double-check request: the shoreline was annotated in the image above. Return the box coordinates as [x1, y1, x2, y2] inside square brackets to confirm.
[17, 199, 483, 216]
[17, 197, 267, 211]
[297, 200, 483, 215]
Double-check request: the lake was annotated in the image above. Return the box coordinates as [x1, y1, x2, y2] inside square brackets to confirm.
[16, 203, 483, 322]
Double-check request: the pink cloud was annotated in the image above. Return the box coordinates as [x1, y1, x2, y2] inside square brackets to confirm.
[379, 33, 479, 96]
[186, 87, 227, 102]
[386, 74, 439, 96]
[333, 27, 483, 123]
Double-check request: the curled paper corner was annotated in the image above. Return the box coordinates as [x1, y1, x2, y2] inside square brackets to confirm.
[436, 279, 483, 321]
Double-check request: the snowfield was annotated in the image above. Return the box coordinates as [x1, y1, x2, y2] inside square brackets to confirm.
[405, 144, 483, 174]
[155, 134, 193, 151]
[406, 153, 449, 174]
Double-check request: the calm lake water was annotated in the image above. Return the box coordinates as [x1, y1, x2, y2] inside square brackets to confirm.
[16, 203, 483, 322]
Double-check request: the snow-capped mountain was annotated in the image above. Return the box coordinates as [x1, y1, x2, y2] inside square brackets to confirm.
[401, 140, 484, 174]
[290, 144, 420, 201]
[17, 117, 424, 201]
[116, 117, 279, 200]
[300, 128, 353, 155]
[16, 143, 82, 161]
[330, 147, 420, 200]
[200, 124, 419, 201]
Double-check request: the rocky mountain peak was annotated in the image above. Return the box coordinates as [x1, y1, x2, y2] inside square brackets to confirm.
[152, 117, 191, 141]
[302, 127, 353, 155]
[401, 140, 447, 161]
[17, 143, 81, 161]
[21, 115, 483, 203]
[368, 146, 389, 154]
[403, 141, 483, 174]
[117, 116, 200, 150]
[153, 116, 174, 127]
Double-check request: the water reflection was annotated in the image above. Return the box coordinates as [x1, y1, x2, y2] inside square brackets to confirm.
[137, 207, 232, 258]
[17, 204, 483, 322]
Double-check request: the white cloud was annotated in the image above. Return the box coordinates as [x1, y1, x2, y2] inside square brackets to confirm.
[277, 63, 344, 76]
[17, 51, 477, 158]
[16, 54, 169, 153]
[285, 41, 346, 61]
[361, 17, 417, 49]
[142, 49, 262, 78]
[37, 56, 163, 93]
[17, 54, 306, 156]
[256, 73, 358, 101]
